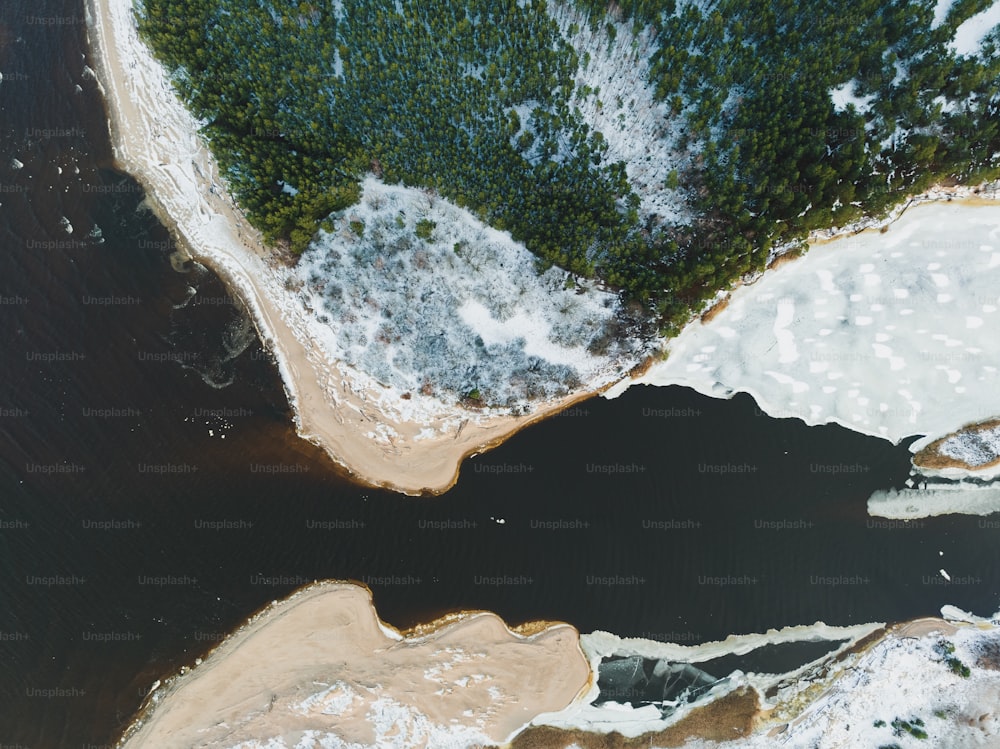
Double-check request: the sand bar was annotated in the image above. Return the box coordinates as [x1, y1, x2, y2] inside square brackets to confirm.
[117, 582, 590, 748]
[84, 0, 624, 496]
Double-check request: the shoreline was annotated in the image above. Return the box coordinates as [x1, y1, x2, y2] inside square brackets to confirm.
[806, 180, 1000, 247]
[86, 0, 1000, 498]
[115, 580, 591, 747]
[84, 0, 629, 496]
[612, 199, 1000, 513]
[113, 579, 1000, 748]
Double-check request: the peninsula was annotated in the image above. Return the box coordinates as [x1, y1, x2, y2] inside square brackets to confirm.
[85, 0, 644, 496]
[86, 0, 1000, 496]
[115, 582, 1000, 749]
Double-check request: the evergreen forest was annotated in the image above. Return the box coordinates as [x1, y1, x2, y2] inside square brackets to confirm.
[137, 0, 1000, 334]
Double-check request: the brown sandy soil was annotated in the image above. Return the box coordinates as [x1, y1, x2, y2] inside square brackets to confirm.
[627, 354, 658, 379]
[913, 418, 1000, 472]
[765, 247, 805, 272]
[894, 617, 959, 639]
[700, 294, 731, 323]
[508, 688, 760, 748]
[84, 0, 628, 496]
[117, 582, 590, 748]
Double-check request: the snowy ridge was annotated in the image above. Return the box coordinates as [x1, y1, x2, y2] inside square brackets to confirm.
[581, 622, 881, 664]
[868, 482, 1000, 519]
[549, 3, 693, 227]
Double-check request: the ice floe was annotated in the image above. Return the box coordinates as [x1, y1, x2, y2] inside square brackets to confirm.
[612, 201, 1000, 481]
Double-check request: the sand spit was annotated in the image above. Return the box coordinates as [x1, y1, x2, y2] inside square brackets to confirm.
[116, 582, 590, 748]
[111, 581, 1000, 748]
[84, 0, 627, 496]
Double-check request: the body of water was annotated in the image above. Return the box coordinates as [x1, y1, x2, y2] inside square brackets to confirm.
[1, 2, 999, 746]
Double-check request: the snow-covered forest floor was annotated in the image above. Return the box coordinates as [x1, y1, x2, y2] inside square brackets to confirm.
[290, 178, 644, 409]
[550, 3, 693, 228]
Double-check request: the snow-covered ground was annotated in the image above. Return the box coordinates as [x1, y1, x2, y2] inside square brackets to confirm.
[610, 200, 1000, 516]
[932, 0, 956, 29]
[533, 610, 1000, 749]
[226, 689, 498, 749]
[548, 3, 693, 227]
[291, 178, 637, 407]
[829, 80, 875, 114]
[690, 620, 1000, 749]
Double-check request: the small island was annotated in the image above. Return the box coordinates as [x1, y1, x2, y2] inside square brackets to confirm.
[915, 418, 1000, 478]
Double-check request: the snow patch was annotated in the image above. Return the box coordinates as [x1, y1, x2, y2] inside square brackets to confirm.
[932, 0, 956, 29]
[550, 4, 693, 227]
[829, 80, 875, 114]
[292, 682, 361, 717]
[950, 3, 1000, 56]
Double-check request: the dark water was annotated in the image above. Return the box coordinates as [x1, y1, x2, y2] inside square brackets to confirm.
[690, 639, 847, 677]
[1, 2, 999, 747]
[594, 640, 846, 714]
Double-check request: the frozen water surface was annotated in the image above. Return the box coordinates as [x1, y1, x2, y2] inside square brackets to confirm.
[618, 202, 1000, 455]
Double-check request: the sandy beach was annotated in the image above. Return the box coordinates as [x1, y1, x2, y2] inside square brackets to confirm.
[112, 582, 1000, 749]
[84, 0, 626, 496]
[116, 582, 590, 748]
